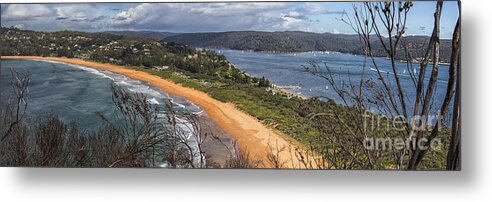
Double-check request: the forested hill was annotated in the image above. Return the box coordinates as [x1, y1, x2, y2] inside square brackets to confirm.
[163, 31, 452, 63]
[106, 31, 179, 40]
[164, 31, 360, 52]
[0, 27, 252, 82]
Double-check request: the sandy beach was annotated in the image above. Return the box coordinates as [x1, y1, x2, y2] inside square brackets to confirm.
[2, 56, 317, 168]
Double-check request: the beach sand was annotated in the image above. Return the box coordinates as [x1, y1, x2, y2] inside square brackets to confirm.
[2, 56, 318, 168]
[196, 113, 235, 167]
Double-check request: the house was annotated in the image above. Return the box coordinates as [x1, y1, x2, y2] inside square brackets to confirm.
[187, 54, 198, 59]
[153, 66, 170, 71]
[143, 47, 151, 55]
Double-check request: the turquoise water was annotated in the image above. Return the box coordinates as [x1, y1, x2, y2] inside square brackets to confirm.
[1, 59, 235, 167]
[0, 59, 202, 132]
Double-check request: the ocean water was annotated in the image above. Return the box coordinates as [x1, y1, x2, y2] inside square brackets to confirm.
[212, 49, 453, 119]
[0, 59, 208, 166]
[1, 59, 203, 131]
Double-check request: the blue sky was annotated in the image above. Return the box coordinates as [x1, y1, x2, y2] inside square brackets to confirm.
[1, 2, 459, 38]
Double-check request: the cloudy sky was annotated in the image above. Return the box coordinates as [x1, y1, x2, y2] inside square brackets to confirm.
[1, 2, 459, 38]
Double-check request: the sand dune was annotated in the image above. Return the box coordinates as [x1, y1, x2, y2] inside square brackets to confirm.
[2, 56, 320, 169]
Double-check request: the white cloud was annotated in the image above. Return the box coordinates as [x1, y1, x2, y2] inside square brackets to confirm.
[110, 3, 308, 32]
[286, 11, 303, 18]
[299, 3, 345, 15]
[13, 24, 25, 29]
[274, 16, 305, 30]
[187, 3, 287, 17]
[301, 3, 328, 15]
[56, 5, 88, 19]
[1, 4, 114, 31]
[1, 2, 330, 32]
[54, 5, 107, 22]
[2, 4, 51, 21]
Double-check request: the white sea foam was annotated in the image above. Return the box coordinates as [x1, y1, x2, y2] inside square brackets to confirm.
[147, 98, 160, 105]
[169, 98, 186, 109]
[175, 116, 204, 166]
[188, 102, 204, 115]
[153, 113, 205, 167]
[193, 110, 204, 115]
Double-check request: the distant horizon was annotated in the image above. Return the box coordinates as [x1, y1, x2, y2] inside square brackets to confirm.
[1, 2, 459, 38]
[3, 26, 455, 40]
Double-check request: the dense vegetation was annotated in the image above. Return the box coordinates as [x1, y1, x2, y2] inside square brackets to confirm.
[163, 31, 452, 63]
[107, 30, 179, 40]
[1, 27, 255, 83]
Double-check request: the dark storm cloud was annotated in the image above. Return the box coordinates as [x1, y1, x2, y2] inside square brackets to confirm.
[90, 15, 109, 22]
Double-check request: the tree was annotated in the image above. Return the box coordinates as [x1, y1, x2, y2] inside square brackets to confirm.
[446, 2, 461, 170]
[307, 1, 460, 170]
[258, 76, 271, 87]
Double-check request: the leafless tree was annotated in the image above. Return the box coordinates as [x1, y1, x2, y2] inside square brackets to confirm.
[446, 2, 461, 170]
[265, 137, 288, 169]
[95, 84, 211, 168]
[224, 141, 262, 168]
[1, 69, 30, 142]
[306, 1, 460, 170]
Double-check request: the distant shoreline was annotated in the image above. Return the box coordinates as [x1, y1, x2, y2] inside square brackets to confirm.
[1, 56, 313, 168]
[209, 47, 451, 66]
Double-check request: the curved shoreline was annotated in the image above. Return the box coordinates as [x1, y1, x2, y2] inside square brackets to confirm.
[2, 56, 314, 168]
